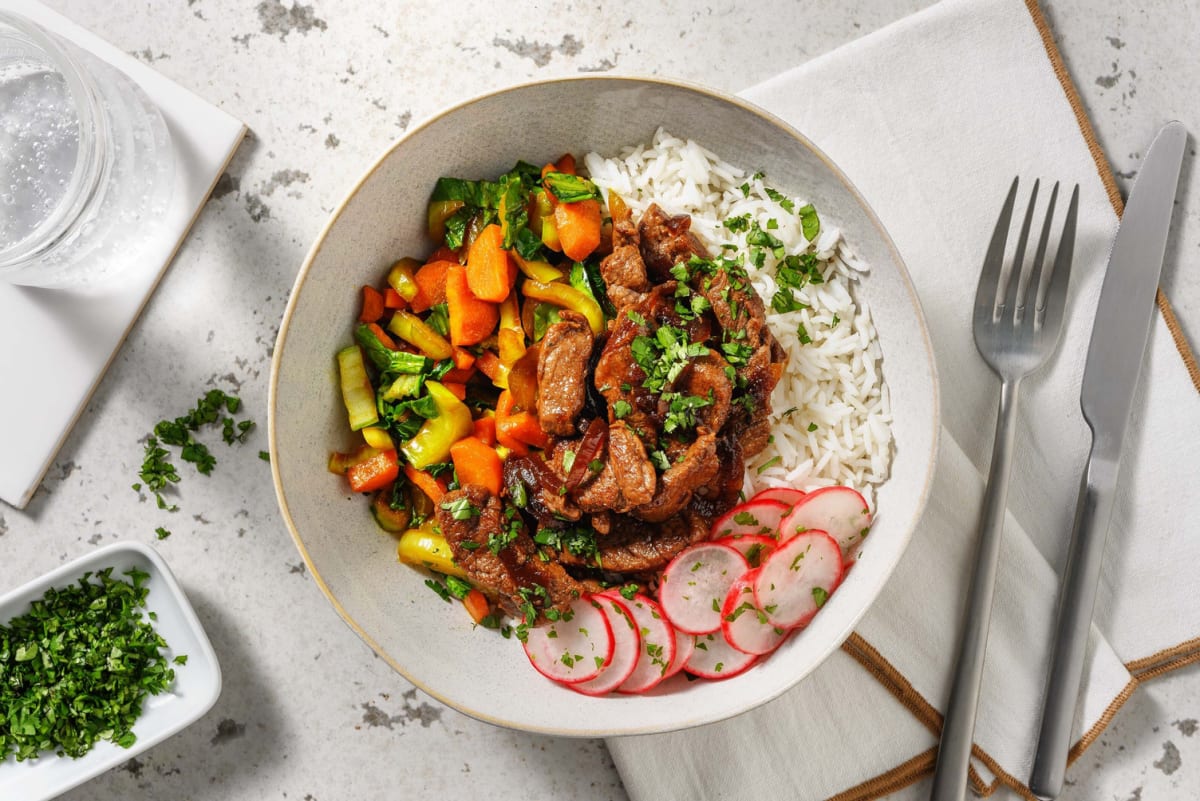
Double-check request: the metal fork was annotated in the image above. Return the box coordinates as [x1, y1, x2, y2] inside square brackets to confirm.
[930, 177, 1080, 801]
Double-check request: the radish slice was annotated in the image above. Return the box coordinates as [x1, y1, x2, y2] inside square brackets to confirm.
[779, 486, 872, 554]
[522, 595, 614, 684]
[754, 530, 844, 629]
[715, 534, 777, 569]
[721, 569, 790, 655]
[658, 543, 749, 635]
[663, 625, 695, 680]
[683, 630, 758, 679]
[571, 594, 641, 696]
[712, 499, 790, 538]
[752, 487, 806, 508]
[602, 592, 677, 694]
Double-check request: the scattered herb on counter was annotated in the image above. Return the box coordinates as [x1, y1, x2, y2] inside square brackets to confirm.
[0, 567, 181, 761]
[134, 389, 256, 525]
[155, 527, 172, 540]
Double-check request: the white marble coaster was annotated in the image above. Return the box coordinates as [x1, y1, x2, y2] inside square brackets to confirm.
[0, 0, 245, 508]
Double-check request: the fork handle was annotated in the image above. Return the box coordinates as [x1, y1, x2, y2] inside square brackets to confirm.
[930, 377, 1022, 801]
[1029, 443, 1118, 799]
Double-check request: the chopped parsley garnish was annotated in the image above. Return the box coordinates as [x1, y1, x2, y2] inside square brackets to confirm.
[618, 583, 640, 601]
[812, 587, 829, 608]
[797, 203, 820, 241]
[612, 400, 632, 420]
[0, 567, 179, 761]
[136, 389, 255, 526]
[154, 527, 172, 540]
[440, 497, 479, 521]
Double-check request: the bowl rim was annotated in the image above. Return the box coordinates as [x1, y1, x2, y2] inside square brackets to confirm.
[268, 73, 940, 736]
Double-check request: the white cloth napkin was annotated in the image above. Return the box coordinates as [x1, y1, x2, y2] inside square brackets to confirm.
[607, 0, 1200, 798]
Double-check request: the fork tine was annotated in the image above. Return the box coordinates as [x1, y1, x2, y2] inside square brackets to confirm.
[974, 177, 1020, 320]
[1040, 184, 1080, 334]
[1021, 181, 1060, 320]
[1000, 179, 1040, 321]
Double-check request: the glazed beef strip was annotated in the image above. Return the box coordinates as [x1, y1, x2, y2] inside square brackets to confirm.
[436, 485, 581, 619]
[537, 310, 594, 436]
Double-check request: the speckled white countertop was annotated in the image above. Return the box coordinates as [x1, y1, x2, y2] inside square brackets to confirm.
[2, 2, 1197, 800]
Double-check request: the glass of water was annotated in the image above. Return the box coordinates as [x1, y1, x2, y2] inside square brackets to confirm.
[0, 11, 173, 288]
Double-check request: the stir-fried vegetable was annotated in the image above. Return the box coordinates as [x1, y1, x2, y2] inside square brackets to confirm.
[331, 153, 625, 627]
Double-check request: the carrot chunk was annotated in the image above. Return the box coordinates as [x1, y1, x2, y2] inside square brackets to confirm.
[360, 285, 385, 323]
[445, 264, 499, 346]
[466, 224, 517, 303]
[462, 589, 491, 624]
[404, 463, 448, 504]
[411, 260, 454, 313]
[554, 199, 602, 261]
[450, 436, 503, 495]
[472, 416, 497, 447]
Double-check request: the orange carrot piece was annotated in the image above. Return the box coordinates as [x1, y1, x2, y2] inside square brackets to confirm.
[472, 416, 496, 447]
[445, 264, 499, 346]
[450, 436, 503, 496]
[441, 365, 476, 384]
[411, 260, 453, 313]
[466, 224, 516, 303]
[383, 287, 406, 309]
[451, 347, 476, 371]
[441, 381, 467, 401]
[475, 350, 505, 383]
[360, 285, 385, 323]
[497, 411, 551, 451]
[367, 322, 398, 350]
[555, 153, 576, 175]
[554, 199, 602, 262]
[347, 449, 399, 493]
[462, 588, 491, 624]
[494, 390, 529, 455]
[404, 463, 448, 504]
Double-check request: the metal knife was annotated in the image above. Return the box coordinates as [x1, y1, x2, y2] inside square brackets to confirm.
[1029, 120, 1188, 800]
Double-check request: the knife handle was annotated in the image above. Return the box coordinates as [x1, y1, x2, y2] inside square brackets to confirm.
[1029, 444, 1118, 799]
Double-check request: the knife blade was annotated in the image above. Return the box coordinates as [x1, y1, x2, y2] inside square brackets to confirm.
[1029, 120, 1187, 800]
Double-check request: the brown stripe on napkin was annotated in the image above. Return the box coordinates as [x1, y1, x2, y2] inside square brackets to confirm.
[1023, 0, 1200, 395]
[820, 4, 1199, 799]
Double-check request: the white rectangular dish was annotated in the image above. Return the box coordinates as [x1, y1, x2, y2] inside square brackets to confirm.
[0, 541, 221, 801]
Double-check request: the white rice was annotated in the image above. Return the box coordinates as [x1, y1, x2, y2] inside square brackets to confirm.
[583, 128, 894, 508]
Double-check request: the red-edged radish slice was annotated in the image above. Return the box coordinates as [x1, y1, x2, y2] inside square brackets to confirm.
[754, 530, 843, 629]
[602, 592, 677, 694]
[663, 625, 694, 680]
[522, 595, 614, 684]
[720, 569, 790, 655]
[778, 486, 872, 553]
[712, 498, 790, 539]
[683, 630, 758, 679]
[658, 543, 749, 635]
[752, 487, 806, 507]
[571, 594, 641, 696]
[715, 534, 777, 569]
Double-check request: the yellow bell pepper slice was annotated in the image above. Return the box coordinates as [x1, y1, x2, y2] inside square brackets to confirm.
[387, 310, 454, 361]
[386, 258, 421, 302]
[397, 526, 466, 578]
[520, 279, 604, 335]
[512, 252, 564, 284]
[399, 381, 473, 469]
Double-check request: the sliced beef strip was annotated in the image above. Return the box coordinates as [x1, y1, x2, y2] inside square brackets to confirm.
[600, 214, 651, 306]
[556, 506, 712, 573]
[573, 421, 656, 514]
[676, 352, 734, 434]
[689, 432, 744, 520]
[537, 310, 594, 436]
[632, 428, 719, 523]
[436, 485, 581, 619]
[593, 303, 659, 447]
[638, 203, 709, 281]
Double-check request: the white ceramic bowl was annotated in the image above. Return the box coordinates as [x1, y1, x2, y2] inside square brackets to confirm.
[270, 76, 938, 736]
[0, 541, 221, 800]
